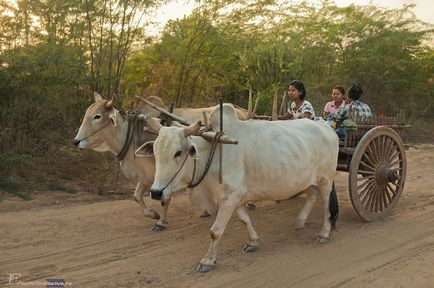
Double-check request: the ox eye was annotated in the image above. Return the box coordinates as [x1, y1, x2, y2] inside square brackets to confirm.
[94, 115, 101, 120]
[174, 150, 182, 158]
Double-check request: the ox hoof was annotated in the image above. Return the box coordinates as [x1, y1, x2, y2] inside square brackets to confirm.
[316, 236, 329, 244]
[200, 210, 211, 218]
[246, 203, 256, 210]
[242, 244, 257, 253]
[196, 263, 215, 273]
[295, 220, 305, 230]
[152, 224, 166, 232]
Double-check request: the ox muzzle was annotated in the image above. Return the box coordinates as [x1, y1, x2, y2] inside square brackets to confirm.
[150, 189, 163, 201]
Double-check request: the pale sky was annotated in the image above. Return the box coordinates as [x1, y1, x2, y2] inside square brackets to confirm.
[153, 0, 434, 33]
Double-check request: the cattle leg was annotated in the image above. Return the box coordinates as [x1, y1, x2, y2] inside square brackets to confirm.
[236, 206, 259, 253]
[197, 202, 236, 273]
[134, 182, 160, 220]
[316, 183, 333, 244]
[295, 187, 318, 229]
[152, 197, 171, 232]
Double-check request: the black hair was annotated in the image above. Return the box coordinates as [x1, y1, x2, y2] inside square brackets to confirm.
[333, 85, 345, 96]
[348, 84, 363, 100]
[288, 80, 306, 101]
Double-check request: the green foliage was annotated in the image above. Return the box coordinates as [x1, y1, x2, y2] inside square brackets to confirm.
[0, 0, 433, 194]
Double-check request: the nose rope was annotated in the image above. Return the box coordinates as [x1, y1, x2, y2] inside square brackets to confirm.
[157, 153, 190, 193]
[76, 121, 112, 142]
[155, 132, 224, 195]
[188, 132, 223, 188]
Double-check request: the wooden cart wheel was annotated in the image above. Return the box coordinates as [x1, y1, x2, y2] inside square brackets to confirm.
[349, 126, 406, 221]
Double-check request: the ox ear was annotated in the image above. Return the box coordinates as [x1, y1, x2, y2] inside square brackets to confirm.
[135, 141, 155, 157]
[187, 138, 199, 159]
[94, 92, 103, 102]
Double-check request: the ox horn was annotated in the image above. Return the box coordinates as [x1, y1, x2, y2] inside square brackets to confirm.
[184, 120, 202, 137]
[106, 99, 113, 110]
[138, 114, 163, 134]
[199, 131, 238, 144]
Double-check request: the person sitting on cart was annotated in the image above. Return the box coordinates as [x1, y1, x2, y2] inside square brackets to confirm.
[328, 84, 373, 138]
[282, 80, 315, 120]
[323, 85, 346, 118]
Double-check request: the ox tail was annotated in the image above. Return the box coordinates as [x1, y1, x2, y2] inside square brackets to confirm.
[329, 182, 339, 231]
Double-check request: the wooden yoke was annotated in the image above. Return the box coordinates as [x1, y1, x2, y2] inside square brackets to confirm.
[134, 95, 190, 126]
[219, 98, 223, 184]
[271, 87, 278, 121]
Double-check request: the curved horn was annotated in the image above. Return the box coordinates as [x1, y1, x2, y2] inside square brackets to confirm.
[106, 99, 113, 110]
[184, 120, 202, 137]
[137, 114, 163, 135]
[199, 131, 238, 144]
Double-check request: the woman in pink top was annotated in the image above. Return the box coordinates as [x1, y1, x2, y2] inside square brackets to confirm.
[323, 86, 346, 118]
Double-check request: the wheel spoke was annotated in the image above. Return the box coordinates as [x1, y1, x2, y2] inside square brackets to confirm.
[360, 159, 376, 171]
[361, 181, 376, 204]
[357, 174, 374, 182]
[384, 185, 393, 202]
[378, 186, 386, 211]
[387, 183, 397, 194]
[376, 186, 383, 212]
[389, 158, 402, 168]
[359, 179, 376, 200]
[383, 138, 395, 161]
[369, 187, 378, 212]
[382, 186, 389, 208]
[373, 138, 383, 163]
[378, 136, 386, 162]
[387, 149, 400, 165]
[358, 170, 376, 175]
[367, 144, 379, 164]
[362, 151, 376, 168]
[389, 181, 398, 188]
[366, 186, 377, 212]
[357, 178, 375, 191]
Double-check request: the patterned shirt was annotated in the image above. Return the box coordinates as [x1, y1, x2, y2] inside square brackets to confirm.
[287, 100, 315, 120]
[329, 100, 372, 122]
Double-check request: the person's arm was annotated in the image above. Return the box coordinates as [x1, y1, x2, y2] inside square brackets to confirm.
[282, 111, 293, 120]
[323, 102, 331, 118]
[301, 102, 314, 119]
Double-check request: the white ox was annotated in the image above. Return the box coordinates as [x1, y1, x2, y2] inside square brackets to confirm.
[73, 93, 248, 231]
[136, 104, 339, 272]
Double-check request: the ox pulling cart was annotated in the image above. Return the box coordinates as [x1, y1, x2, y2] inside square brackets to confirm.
[135, 95, 409, 222]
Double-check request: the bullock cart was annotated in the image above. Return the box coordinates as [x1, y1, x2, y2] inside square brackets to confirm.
[135, 95, 408, 222]
[334, 110, 409, 221]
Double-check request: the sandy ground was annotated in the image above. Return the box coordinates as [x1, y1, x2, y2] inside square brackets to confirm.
[1, 144, 434, 288]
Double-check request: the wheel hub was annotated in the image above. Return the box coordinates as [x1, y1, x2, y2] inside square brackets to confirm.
[376, 164, 399, 185]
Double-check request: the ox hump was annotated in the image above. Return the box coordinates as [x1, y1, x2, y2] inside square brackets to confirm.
[209, 103, 240, 129]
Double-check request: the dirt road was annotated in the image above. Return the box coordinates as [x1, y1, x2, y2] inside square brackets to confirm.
[1, 145, 434, 288]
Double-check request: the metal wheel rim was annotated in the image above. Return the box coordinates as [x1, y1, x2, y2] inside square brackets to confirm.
[349, 126, 407, 221]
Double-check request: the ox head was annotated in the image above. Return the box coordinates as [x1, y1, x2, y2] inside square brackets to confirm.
[135, 119, 202, 202]
[73, 92, 121, 152]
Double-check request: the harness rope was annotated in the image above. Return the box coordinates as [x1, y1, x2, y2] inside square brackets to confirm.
[116, 112, 138, 162]
[188, 132, 223, 188]
[156, 132, 224, 193]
